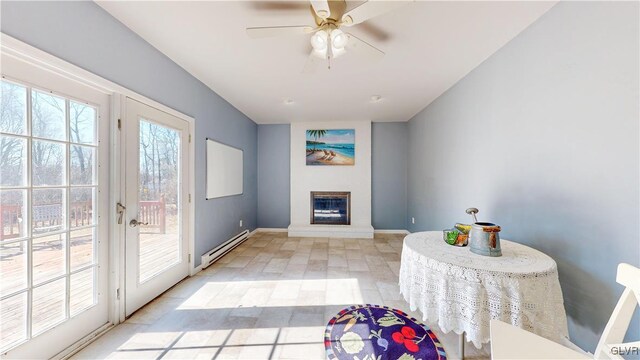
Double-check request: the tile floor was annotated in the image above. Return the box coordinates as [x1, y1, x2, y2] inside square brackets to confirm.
[74, 232, 490, 359]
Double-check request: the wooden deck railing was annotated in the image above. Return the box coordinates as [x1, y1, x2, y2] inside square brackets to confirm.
[1, 197, 166, 241]
[0, 205, 22, 240]
[139, 196, 166, 234]
[2, 201, 93, 240]
[70, 201, 93, 228]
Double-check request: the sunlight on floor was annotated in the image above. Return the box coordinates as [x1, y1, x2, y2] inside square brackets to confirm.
[105, 326, 329, 359]
[177, 278, 364, 310]
[105, 277, 364, 358]
[73, 232, 490, 359]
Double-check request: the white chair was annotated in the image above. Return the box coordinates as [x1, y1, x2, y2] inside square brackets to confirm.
[491, 263, 639, 360]
[594, 263, 640, 359]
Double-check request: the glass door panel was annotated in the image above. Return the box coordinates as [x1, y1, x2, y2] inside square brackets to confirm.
[138, 120, 181, 283]
[0, 71, 108, 358]
[124, 98, 189, 317]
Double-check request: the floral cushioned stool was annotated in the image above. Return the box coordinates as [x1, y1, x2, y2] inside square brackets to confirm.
[325, 305, 446, 360]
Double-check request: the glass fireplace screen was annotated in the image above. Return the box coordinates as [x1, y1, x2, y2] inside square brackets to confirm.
[311, 192, 351, 225]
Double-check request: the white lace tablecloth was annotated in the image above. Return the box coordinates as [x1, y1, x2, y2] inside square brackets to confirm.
[399, 231, 569, 349]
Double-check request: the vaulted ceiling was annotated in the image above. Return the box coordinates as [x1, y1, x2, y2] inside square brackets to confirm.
[97, 1, 556, 124]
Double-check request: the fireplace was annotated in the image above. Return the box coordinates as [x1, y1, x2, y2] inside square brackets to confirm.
[310, 192, 351, 225]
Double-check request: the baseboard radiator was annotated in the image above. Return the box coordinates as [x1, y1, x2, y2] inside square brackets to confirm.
[201, 230, 250, 269]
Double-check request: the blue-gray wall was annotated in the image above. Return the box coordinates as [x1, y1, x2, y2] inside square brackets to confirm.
[372, 122, 408, 230]
[257, 125, 290, 228]
[407, 2, 639, 351]
[1, 1, 258, 266]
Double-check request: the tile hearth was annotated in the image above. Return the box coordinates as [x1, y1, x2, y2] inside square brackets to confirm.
[74, 232, 490, 359]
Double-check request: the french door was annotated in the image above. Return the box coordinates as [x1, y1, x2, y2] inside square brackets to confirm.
[124, 98, 190, 316]
[0, 56, 110, 358]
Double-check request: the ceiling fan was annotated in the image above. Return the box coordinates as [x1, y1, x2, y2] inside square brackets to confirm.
[246, 0, 410, 72]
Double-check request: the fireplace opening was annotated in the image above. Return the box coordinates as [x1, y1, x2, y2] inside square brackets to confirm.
[310, 192, 351, 225]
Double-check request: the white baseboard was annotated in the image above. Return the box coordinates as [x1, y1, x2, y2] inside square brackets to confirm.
[253, 227, 289, 233]
[250, 228, 410, 236]
[192, 229, 257, 276]
[374, 229, 410, 234]
[287, 224, 375, 238]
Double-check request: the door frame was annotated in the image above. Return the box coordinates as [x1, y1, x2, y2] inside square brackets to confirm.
[122, 97, 192, 316]
[1, 59, 111, 360]
[110, 89, 196, 326]
[1, 33, 197, 354]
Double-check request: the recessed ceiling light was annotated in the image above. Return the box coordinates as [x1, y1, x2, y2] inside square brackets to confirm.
[370, 95, 382, 103]
[284, 98, 294, 105]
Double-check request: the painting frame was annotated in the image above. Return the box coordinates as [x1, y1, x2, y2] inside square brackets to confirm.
[306, 129, 355, 166]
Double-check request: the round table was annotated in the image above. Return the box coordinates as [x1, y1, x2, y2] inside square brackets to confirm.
[399, 231, 569, 350]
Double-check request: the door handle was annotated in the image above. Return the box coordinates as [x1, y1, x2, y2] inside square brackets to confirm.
[117, 203, 126, 225]
[129, 219, 149, 228]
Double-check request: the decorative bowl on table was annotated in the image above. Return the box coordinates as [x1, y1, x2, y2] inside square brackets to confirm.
[443, 223, 471, 246]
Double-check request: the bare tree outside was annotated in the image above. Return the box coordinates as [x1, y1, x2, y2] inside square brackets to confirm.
[1, 82, 27, 188]
[138, 119, 181, 282]
[139, 120, 179, 204]
[1, 81, 28, 243]
[1, 79, 99, 349]
[2, 84, 97, 238]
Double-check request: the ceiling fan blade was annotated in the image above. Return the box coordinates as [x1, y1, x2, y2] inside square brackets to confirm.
[246, 25, 314, 39]
[310, 0, 330, 19]
[342, 0, 412, 26]
[345, 33, 385, 61]
[302, 51, 325, 74]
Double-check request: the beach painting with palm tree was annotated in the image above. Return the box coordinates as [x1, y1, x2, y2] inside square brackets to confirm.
[306, 129, 355, 165]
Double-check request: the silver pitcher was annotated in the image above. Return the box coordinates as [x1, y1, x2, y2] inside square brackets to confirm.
[469, 222, 502, 257]
[465, 208, 502, 257]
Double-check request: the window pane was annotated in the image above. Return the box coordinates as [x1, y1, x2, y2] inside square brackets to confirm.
[33, 233, 66, 285]
[31, 90, 66, 141]
[70, 187, 95, 228]
[69, 102, 96, 145]
[0, 81, 27, 135]
[0, 81, 104, 347]
[32, 278, 66, 336]
[32, 140, 66, 186]
[70, 267, 95, 317]
[0, 135, 27, 187]
[0, 190, 26, 241]
[139, 120, 181, 283]
[0, 293, 27, 351]
[70, 228, 94, 270]
[0, 240, 27, 295]
[70, 145, 94, 185]
[32, 188, 65, 235]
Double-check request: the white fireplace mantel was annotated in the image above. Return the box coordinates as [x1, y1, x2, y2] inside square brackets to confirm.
[287, 225, 375, 238]
[288, 121, 374, 238]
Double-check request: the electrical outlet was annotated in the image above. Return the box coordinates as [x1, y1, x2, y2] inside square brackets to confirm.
[239, 220, 243, 227]
[411, 217, 415, 224]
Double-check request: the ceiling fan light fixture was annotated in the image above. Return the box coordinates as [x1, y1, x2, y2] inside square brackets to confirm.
[312, 49, 326, 59]
[330, 29, 348, 49]
[310, 30, 328, 51]
[332, 46, 346, 58]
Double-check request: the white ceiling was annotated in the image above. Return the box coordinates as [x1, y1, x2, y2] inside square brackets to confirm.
[97, 1, 556, 124]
